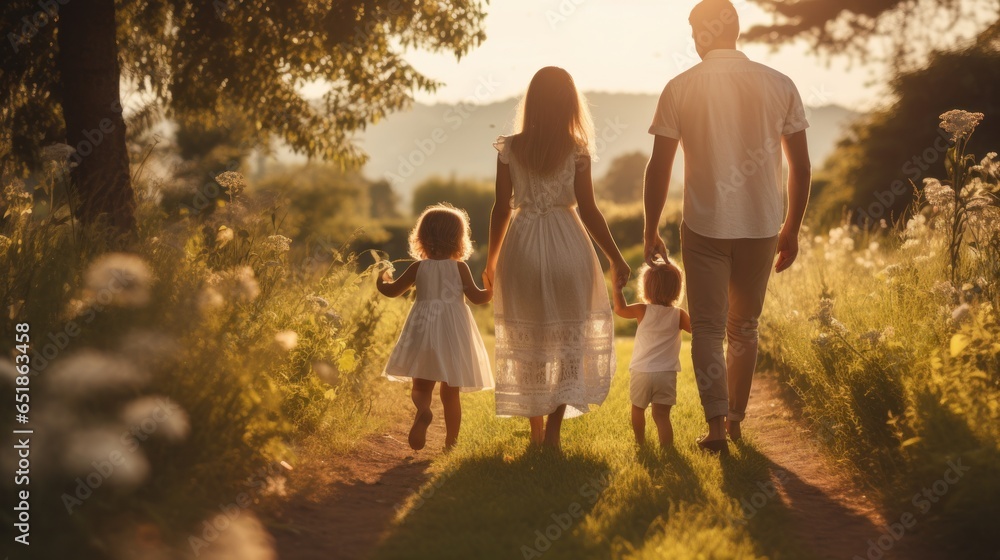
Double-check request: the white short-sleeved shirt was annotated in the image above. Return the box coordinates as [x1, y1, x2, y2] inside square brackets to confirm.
[649, 49, 809, 239]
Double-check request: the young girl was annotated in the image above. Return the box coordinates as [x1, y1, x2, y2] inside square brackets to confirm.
[484, 66, 630, 451]
[379, 204, 494, 451]
[613, 259, 691, 447]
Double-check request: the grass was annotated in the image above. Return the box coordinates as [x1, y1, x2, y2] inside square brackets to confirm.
[372, 338, 811, 560]
[758, 220, 1000, 555]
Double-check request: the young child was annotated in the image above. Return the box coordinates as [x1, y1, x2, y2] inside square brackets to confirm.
[613, 259, 691, 446]
[378, 204, 494, 451]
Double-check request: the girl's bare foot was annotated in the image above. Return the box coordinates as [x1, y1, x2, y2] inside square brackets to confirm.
[408, 409, 433, 450]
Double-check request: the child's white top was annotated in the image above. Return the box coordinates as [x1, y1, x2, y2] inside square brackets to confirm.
[383, 259, 494, 391]
[630, 305, 683, 373]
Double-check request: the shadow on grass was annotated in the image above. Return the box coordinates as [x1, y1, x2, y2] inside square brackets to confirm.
[581, 445, 707, 550]
[373, 449, 612, 560]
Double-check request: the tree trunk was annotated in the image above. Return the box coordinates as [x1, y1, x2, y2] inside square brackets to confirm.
[56, 0, 135, 231]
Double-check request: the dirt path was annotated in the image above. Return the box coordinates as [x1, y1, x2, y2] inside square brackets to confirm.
[746, 374, 943, 560]
[269, 403, 446, 560]
[269, 374, 944, 560]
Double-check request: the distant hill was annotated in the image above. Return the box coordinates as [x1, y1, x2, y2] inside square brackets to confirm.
[348, 93, 857, 201]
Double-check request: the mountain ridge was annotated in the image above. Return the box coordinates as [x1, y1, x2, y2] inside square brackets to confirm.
[348, 93, 857, 199]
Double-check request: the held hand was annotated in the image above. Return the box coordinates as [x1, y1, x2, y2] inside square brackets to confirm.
[611, 258, 631, 290]
[775, 227, 799, 273]
[644, 233, 668, 265]
[482, 266, 495, 291]
[381, 269, 393, 283]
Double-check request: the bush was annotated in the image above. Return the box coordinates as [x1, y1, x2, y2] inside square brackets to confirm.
[758, 114, 1000, 555]
[0, 168, 407, 558]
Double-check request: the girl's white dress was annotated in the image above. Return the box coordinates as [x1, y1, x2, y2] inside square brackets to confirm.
[384, 259, 494, 391]
[492, 136, 616, 418]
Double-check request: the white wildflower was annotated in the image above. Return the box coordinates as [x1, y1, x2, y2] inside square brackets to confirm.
[811, 298, 836, 329]
[3, 180, 31, 203]
[951, 303, 971, 324]
[262, 476, 288, 497]
[216, 225, 235, 246]
[262, 234, 292, 254]
[197, 513, 276, 560]
[922, 178, 955, 209]
[814, 332, 833, 350]
[215, 171, 246, 198]
[274, 330, 298, 351]
[122, 396, 190, 442]
[313, 361, 340, 385]
[968, 206, 1000, 232]
[48, 351, 149, 396]
[939, 110, 985, 142]
[42, 144, 76, 163]
[64, 429, 149, 487]
[224, 266, 260, 301]
[84, 253, 154, 308]
[966, 195, 993, 211]
[903, 214, 929, 241]
[197, 287, 225, 312]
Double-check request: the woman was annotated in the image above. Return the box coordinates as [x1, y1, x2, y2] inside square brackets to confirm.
[484, 66, 630, 451]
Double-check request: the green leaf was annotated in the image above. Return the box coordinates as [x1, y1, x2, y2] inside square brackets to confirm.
[950, 334, 971, 357]
[338, 349, 357, 374]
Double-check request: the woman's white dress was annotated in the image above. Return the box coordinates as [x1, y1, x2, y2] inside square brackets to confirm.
[384, 259, 494, 391]
[492, 136, 616, 418]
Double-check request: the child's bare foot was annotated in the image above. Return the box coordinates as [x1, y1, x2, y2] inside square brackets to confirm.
[444, 436, 458, 451]
[408, 409, 433, 450]
[727, 420, 742, 442]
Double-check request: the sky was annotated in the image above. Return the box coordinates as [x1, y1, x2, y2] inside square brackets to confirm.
[404, 0, 885, 109]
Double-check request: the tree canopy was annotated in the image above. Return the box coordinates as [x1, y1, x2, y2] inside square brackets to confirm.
[744, 0, 1000, 68]
[597, 151, 649, 204]
[810, 46, 1000, 227]
[1, 0, 487, 226]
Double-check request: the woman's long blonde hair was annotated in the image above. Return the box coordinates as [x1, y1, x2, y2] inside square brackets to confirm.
[510, 67, 595, 175]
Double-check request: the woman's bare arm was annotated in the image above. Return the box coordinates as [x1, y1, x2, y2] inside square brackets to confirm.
[575, 156, 630, 287]
[484, 155, 513, 289]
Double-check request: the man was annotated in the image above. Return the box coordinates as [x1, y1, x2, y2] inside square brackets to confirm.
[642, 0, 812, 453]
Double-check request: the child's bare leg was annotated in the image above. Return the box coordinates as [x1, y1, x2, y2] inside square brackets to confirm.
[529, 416, 545, 446]
[543, 405, 567, 450]
[651, 404, 673, 447]
[631, 405, 647, 445]
[408, 378, 435, 450]
[440, 382, 461, 449]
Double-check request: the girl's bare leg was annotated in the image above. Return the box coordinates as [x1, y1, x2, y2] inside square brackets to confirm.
[440, 382, 461, 449]
[543, 405, 567, 450]
[408, 378, 436, 450]
[529, 416, 545, 446]
[631, 405, 647, 445]
[651, 404, 673, 447]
